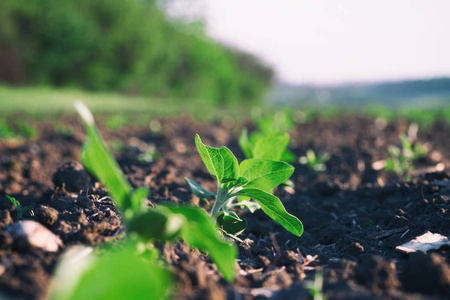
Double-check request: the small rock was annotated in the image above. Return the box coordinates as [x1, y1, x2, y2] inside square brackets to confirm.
[0, 210, 13, 228]
[36, 206, 59, 227]
[7, 220, 63, 252]
[400, 253, 450, 296]
[52, 161, 92, 193]
[355, 254, 399, 290]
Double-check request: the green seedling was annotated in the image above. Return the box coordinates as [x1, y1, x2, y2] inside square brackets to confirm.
[239, 129, 295, 162]
[0, 119, 18, 140]
[187, 135, 303, 239]
[137, 144, 160, 164]
[299, 150, 330, 172]
[385, 134, 428, 175]
[240, 112, 296, 163]
[306, 270, 326, 300]
[6, 195, 25, 218]
[48, 102, 237, 299]
[256, 111, 295, 135]
[16, 120, 38, 139]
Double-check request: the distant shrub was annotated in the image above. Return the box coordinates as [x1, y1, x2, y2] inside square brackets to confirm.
[0, 0, 273, 105]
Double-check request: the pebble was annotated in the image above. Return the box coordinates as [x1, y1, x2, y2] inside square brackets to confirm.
[6, 220, 63, 252]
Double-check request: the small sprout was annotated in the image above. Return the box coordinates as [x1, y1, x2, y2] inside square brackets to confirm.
[306, 269, 326, 300]
[52, 101, 237, 300]
[16, 120, 38, 139]
[239, 113, 296, 163]
[0, 119, 18, 140]
[299, 150, 330, 172]
[6, 195, 25, 218]
[385, 128, 428, 176]
[137, 144, 160, 164]
[187, 134, 303, 239]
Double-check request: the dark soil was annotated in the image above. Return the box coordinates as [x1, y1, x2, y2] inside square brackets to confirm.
[0, 115, 449, 299]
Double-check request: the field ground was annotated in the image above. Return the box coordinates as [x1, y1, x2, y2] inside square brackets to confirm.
[0, 111, 449, 299]
[1, 85, 449, 127]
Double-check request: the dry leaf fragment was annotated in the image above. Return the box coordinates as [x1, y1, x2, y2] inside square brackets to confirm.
[396, 231, 450, 253]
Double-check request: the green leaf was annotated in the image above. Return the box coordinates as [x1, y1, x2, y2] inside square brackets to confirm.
[129, 187, 149, 211]
[306, 150, 317, 163]
[6, 195, 20, 208]
[75, 101, 133, 212]
[217, 212, 247, 236]
[161, 204, 237, 282]
[224, 177, 249, 190]
[195, 134, 238, 185]
[185, 178, 216, 203]
[230, 200, 261, 213]
[281, 149, 296, 163]
[239, 159, 294, 192]
[128, 210, 184, 241]
[252, 133, 290, 161]
[238, 128, 253, 158]
[221, 210, 242, 222]
[234, 188, 303, 236]
[48, 246, 173, 300]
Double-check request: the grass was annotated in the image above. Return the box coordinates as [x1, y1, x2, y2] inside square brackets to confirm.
[0, 85, 448, 126]
[0, 85, 249, 122]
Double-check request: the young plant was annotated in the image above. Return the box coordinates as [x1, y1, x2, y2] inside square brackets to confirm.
[299, 150, 330, 172]
[187, 135, 303, 239]
[239, 113, 296, 163]
[6, 195, 25, 218]
[306, 270, 326, 300]
[16, 120, 38, 139]
[48, 102, 237, 299]
[385, 134, 428, 175]
[0, 119, 18, 140]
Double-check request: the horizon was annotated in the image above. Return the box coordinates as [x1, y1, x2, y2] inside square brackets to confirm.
[202, 0, 450, 85]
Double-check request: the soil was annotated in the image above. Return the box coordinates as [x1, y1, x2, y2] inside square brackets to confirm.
[0, 114, 449, 299]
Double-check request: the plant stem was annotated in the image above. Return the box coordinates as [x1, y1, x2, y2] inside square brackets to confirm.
[210, 187, 229, 218]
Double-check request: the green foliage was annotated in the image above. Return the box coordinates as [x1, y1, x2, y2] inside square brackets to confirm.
[239, 112, 296, 163]
[0, 118, 38, 140]
[385, 134, 428, 175]
[0, 119, 17, 140]
[6, 195, 25, 218]
[48, 244, 173, 300]
[0, 0, 272, 105]
[299, 150, 330, 172]
[306, 270, 327, 300]
[52, 101, 237, 299]
[16, 120, 38, 138]
[187, 134, 303, 238]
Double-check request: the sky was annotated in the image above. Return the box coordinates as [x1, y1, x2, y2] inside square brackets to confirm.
[202, 0, 450, 85]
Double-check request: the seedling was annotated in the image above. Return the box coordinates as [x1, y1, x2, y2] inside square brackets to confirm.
[240, 113, 296, 163]
[385, 133, 428, 175]
[48, 102, 237, 299]
[0, 119, 18, 140]
[187, 135, 303, 239]
[306, 270, 326, 300]
[6, 195, 25, 218]
[16, 120, 38, 139]
[299, 150, 330, 172]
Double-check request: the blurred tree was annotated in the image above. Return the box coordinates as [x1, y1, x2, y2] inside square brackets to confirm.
[0, 0, 273, 105]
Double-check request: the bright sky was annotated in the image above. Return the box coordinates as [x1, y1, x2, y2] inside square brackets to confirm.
[204, 0, 450, 84]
